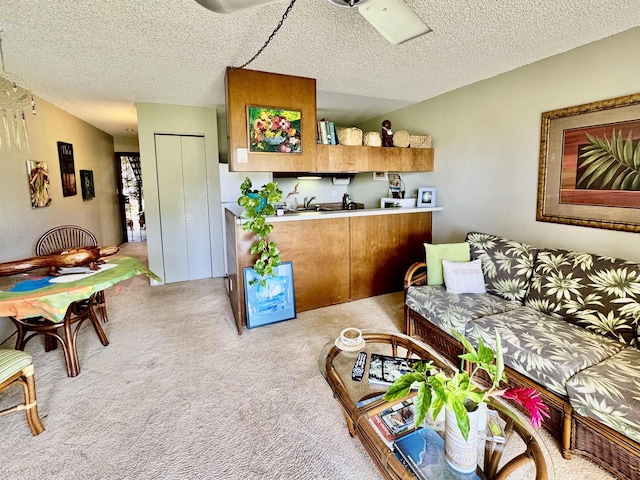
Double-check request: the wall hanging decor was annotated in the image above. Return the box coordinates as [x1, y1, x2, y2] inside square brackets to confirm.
[26, 160, 51, 208]
[243, 261, 296, 329]
[226, 68, 316, 172]
[57, 141, 77, 197]
[0, 32, 35, 150]
[247, 106, 301, 154]
[537, 93, 640, 232]
[80, 170, 95, 200]
[417, 187, 436, 207]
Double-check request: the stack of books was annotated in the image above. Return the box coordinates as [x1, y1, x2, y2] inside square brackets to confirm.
[368, 400, 416, 448]
[317, 118, 338, 145]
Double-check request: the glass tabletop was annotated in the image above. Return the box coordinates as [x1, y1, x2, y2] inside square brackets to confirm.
[319, 330, 555, 480]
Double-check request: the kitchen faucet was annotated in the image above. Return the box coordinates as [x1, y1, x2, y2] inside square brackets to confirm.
[303, 196, 316, 209]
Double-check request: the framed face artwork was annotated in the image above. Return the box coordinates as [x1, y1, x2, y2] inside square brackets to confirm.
[537, 93, 640, 232]
[80, 170, 95, 200]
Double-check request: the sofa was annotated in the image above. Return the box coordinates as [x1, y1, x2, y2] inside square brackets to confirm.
[403, 232, 640, 480]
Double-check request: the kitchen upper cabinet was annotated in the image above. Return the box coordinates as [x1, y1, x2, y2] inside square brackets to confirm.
[315, 144, 434, 172]
[226, 68, 317, 173]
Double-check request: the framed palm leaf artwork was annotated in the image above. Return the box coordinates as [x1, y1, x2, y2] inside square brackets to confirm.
[537, 93, 640, 232]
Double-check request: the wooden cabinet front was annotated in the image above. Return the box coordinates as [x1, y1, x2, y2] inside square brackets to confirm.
[316, 144, 434, 172]
[228, 210, 433, 333]
[350, 212, 432, 300]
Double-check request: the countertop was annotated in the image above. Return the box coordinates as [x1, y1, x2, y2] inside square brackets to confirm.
[226, 204, 443, 223]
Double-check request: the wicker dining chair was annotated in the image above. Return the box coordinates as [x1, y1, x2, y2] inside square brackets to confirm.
[35, 225, 109, 322]
[0, 349, 45, 435]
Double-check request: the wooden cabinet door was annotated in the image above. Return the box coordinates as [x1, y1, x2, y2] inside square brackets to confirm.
[350, 213, 432, 300]
[316, 144, 434, 172]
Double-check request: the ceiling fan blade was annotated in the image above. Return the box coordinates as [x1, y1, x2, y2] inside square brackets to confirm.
[194, 0, 283, 14]
[358, 0, 432, 45]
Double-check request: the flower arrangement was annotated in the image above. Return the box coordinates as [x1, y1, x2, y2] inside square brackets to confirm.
[248, 107, 301, 153]
[383, 330, 549, 441]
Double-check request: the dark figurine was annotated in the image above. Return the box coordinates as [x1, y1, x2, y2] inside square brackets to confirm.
[381, 120, 394, 147]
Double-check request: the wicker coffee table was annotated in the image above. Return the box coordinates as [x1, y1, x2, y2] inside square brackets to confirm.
[319, 331, 549, 480]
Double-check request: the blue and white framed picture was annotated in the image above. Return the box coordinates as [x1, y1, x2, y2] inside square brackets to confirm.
[243, 261, 296, 329]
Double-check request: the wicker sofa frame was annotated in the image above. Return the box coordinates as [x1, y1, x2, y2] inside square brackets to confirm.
[403, 262, 640, 480]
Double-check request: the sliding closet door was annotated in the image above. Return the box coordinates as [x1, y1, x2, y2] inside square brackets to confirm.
[181, 136, 212, 280]
[155, 134, 212, 283]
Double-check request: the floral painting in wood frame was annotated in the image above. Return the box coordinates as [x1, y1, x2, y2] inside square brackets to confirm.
[247, 106, 302, 154]
[537, 93, 640, 232]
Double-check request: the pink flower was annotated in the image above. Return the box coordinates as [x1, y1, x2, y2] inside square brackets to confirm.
[279, 118, 291, 131]
[503, 387, 550, 428]
[278, 142, 291, 153]
[270, 116, 281, 131]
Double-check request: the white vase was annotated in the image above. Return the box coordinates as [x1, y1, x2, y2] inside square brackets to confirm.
[444, 407, 480, 473]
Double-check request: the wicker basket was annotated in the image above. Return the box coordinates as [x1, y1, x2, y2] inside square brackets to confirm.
[363, 131, 382, 147]
[337, 127, 363, 146]
[394, 130, 410, 148]
[410, 135, 432, 148]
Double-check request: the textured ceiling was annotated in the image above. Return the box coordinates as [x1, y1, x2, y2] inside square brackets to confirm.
[1, 0, 638, 137]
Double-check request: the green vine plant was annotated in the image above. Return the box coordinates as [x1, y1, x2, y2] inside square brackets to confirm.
[238, 178, 283, 286]
[577, 128, 640, 190]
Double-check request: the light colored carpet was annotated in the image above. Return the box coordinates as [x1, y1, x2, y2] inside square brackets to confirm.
[0, 243, 615, 479]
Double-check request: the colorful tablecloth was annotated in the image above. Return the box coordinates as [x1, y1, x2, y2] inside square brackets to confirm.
[0, 256, 159, 323]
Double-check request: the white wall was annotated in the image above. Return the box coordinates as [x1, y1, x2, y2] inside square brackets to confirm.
[136, 103, 223, 284]
[114, 136, 139, 153]
[0, 96, 121, 260]
[0, 95, 120, 342]
[356, 27, 640, 262]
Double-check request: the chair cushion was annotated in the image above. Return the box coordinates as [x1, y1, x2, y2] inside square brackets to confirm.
[0, 350, 32, 384]
[524, 248, 640, 346]
[566, 347, 640, 443]
[465, 232, 538, 303]
[405, 285, 520, 338]
[464, 307, 624, 396]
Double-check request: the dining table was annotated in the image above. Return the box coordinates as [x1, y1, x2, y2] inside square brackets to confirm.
[0, 256, 159, 376]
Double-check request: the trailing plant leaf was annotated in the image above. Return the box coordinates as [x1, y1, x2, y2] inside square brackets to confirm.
[577, 129, 640, 190]
[238, 178, 283, 285]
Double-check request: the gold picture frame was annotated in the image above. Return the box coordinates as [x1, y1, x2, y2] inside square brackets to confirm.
[536, 93, 640, 232]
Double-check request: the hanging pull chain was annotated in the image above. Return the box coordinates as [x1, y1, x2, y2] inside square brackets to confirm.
[234, 0, 298, 70]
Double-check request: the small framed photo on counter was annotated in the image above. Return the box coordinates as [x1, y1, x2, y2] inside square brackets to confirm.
[417, 187, 436, 207]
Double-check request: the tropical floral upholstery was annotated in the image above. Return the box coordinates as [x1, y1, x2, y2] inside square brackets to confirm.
[524, 249, 640, 346]
[465, 307, 625, 396]
[465, 232, 538, 303]
[406, 232, 640, 454]
[566, 347, 640, 443]
[405, 285, 520, 337]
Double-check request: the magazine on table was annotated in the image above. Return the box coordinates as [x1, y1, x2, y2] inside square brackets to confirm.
[394, 428, 480, 480]
[368, 353, 420, 386]
[381, 403, 415, 436]
[367, 399, 416, 448]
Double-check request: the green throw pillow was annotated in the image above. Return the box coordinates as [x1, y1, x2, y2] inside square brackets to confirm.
[424, 242, 471, 286]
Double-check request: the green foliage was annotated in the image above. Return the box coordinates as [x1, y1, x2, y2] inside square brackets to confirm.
[383, 330, 505, 441]
[577, 129, 640, 190]
[238, 178, 283, 285]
